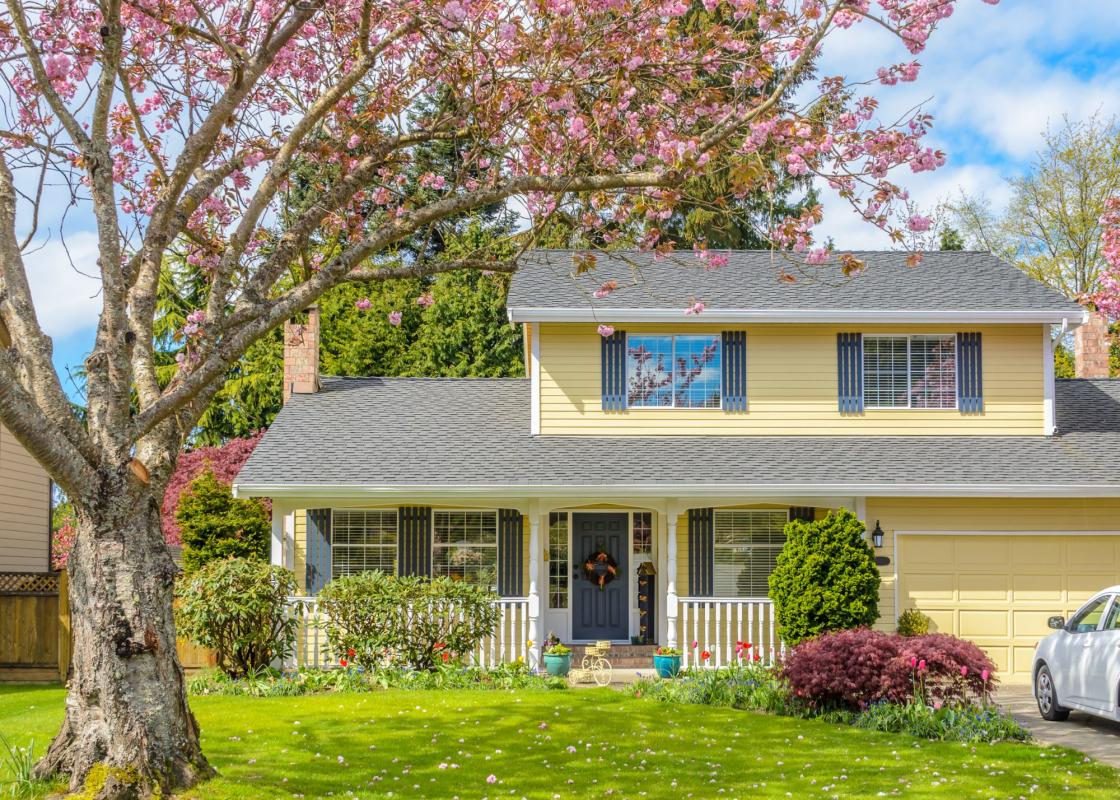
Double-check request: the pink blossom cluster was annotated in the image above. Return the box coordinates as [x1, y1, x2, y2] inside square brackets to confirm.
[1096, 197, 1120, 318]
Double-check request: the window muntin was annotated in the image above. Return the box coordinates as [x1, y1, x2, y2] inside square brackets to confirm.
[712, 510, 788, 597]
[548, 512, 568, 609]
[1069, 596, 1110, 633]
[331, 510, 397, 579]
[863, 335, 956, 409]
[626, 334, 721, 409]
[432, 510, 498, 589]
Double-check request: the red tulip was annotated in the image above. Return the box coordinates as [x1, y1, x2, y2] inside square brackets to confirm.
[441, 651, 450, 662]
[347, 648, 355, 658]
[700, 650, 711, 661]
[339, 658, 348, 667]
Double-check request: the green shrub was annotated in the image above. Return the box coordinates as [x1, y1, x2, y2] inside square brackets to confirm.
[316, 572, 500, 670]
[768, 508, 880, 646]
[852, 701, 1029, 743]
[896, 608, 932, 636]
[630, 664, 791, 714]
[175, 558, 299, 677]
[177, 469, 270, 572]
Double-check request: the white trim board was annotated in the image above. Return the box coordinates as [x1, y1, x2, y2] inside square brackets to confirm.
[507, 307, 1088, 326]
[895, 530, 1120, 537]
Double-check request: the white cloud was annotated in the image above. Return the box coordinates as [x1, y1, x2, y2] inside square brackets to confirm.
[23, 231, 103, 339]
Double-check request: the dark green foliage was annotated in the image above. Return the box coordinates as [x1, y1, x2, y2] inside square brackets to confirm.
[938, 227, 965, 251]
[175, 558, 299, 677]
[896, 608, 932, 637]
[768, 508, 880, 645]
[1054, 342, 1076, 378]
[316, 572, 501, 671]
[177, 469, 270, 572]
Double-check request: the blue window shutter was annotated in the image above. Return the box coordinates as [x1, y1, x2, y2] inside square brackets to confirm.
[837, 333, 864, 414]
[721, 331, 747, 412]
[957, 332, 984, 414]
[497, 509, 524, 597]
[306, 509, 332, 594]
[397, 507, 432, 577]
[687, 508, 714, 597]
[600, 330, 627, 411]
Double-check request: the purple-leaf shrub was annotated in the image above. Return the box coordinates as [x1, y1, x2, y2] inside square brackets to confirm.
[781, 628, 997, 710]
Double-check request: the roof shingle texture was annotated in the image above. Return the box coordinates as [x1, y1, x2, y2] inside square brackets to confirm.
[506, 250, 1082, 313]
[235, 378, 1120, 490]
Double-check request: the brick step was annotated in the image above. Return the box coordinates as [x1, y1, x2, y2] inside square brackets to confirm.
[569, 644, 658, 656]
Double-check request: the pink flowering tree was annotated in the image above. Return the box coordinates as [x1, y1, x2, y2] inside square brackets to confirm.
[1097, 198, 1120, 317]
[0, 0, 990, 795]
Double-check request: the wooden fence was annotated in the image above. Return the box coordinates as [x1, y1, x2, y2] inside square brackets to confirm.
[0, 571, 215, 683]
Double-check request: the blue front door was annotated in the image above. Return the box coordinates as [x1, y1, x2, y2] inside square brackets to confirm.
[571, 513, 629, 641]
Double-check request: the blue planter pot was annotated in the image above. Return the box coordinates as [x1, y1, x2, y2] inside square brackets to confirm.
[653, 654, 681, 678]
[543, 653, 571, 677]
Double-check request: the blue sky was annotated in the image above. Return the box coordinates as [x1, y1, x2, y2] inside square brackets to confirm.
[28, 1, 1120, 398]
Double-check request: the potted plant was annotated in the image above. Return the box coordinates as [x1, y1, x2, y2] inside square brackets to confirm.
[543, 641, 572, 677]
[653, 646, 682, 678]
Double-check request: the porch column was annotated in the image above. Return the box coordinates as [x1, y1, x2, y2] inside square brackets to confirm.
[665, 505, 679, 650]
[270, 502, 286, 567]
[527, 508, 542, 671]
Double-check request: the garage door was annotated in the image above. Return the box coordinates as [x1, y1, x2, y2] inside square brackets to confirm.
[898, 534, 1120, 683]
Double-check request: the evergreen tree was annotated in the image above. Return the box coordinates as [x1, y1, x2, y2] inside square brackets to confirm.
[177, 470, 271, 573]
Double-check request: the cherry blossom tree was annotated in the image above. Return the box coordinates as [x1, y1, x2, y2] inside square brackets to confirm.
[1098, 198, 1120, 317]
[0, 0, 992, 795]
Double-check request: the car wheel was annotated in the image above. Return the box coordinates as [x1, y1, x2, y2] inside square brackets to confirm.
[1036, 665, 1070, 721]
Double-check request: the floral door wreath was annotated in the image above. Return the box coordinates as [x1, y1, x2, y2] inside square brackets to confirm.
[583, 550, 618, 590]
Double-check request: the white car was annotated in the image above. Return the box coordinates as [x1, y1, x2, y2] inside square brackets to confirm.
[1032, 586, 1120, 723]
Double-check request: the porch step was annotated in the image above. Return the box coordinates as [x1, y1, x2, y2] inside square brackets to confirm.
[568, 644, 660, 669]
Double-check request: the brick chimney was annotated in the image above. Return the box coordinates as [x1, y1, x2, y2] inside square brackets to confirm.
[1074, 311, 1111, 379]
[283, 305, 320, 402]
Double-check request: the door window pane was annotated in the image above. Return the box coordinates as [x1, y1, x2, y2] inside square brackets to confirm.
[548, 512, 568, 609]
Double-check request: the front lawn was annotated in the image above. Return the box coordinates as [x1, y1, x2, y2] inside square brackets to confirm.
[1, 684, 1117, 799]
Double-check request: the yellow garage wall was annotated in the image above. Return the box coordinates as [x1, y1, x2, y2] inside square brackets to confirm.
[538, 322, 1044, 435]
[0, 426, 51, 572]
[292, 505, 528, 595]
[869, 497, 1120, 681]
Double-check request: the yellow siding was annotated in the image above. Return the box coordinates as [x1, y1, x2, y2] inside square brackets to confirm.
[0, 426, 51, 572]
[871, 497, 1120, 682]
[538, 322, 1044, 435]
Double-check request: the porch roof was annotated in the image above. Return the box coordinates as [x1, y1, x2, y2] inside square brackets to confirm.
[233, 377, 1120, 498]
[505, 250, 1084, 323]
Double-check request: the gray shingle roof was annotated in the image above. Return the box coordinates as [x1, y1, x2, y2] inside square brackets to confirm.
[506, 250, 1083, 316]
[235, 378, 1120, 494]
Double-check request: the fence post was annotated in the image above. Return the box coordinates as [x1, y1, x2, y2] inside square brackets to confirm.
[57, 570, 71, 683]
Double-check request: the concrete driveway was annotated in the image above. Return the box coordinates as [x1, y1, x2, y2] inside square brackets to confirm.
[998, 686, 1120, 768]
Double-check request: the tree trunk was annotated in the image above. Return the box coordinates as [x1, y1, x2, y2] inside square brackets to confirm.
[34, 476, 214, 798]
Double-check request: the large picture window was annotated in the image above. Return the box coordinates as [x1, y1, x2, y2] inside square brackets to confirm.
[627, 334, 721, 408]
[864, 335, 956, 409]
[331, 510, 397, 579]
[432, 510, 498, 588]
[547, 512, 568, 609]
[713, 510, 788, 597]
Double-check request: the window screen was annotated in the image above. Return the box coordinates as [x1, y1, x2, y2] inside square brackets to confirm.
[712, 510, 788, 597]
[864, 335, 956, 409]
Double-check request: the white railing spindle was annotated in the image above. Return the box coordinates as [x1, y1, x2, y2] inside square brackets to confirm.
[679, 597, 782, 668]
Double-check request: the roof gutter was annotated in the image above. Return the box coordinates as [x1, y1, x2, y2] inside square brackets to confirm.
[506, 307, 1088, 325]
[234, 481, 1120, 500]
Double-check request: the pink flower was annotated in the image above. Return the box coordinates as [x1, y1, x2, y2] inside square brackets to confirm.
[486, 774, 497, 784]
[918, 659, 927, 672]
[691, 640, 698, 650]
[933, 700, 942, 710]
[981, 669, 990, 682]
[416, 293, 434, 308]
[685, 301, 706, 315]
[597, 324, 615, 337]
[355, 298, 372, 311]
[388, 310, 402, 326]
[907, 214, 932, 233]
[592, 280, 618, 299]
[910, 656, 918, 668]
[347, 133, 361, 149]
[960, 666, 968, 677]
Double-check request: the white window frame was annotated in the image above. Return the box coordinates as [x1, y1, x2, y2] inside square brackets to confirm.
[626, 333, 723, 410]
[863, 333, 958, 411]
[431, 508, 499, 589]
[330, 509, 398, 579]
[712, 509, 790, 599]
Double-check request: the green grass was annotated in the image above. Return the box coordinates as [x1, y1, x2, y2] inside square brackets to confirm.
[1, 684, 1117, 799]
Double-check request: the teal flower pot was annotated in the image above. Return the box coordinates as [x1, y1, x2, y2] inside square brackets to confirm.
[653, 654, 681, 678]
[543, 653, 571, 677]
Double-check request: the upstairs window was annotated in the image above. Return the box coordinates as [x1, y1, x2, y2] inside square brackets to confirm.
[332, 510, 397, 579]
[626, 334, 721, 408]
[863, 335, 956, 409]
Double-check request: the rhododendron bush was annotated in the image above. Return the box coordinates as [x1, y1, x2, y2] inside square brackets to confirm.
[0, 0, 998, 795]
[781, 628, 997, 710]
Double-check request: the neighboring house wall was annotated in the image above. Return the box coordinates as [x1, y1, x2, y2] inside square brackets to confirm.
[869, 497, 1120, 681]
[537, 322, 1045, 435]
[0, 425, 51, 572]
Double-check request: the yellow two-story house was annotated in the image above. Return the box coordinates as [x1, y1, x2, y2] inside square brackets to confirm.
[234, 250, 1120, 683]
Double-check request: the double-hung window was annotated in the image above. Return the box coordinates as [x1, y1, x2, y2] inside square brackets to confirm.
[863, 335, 956, 409]
[712, 510, 788, 597]
[432, 510, 498, 589]
[626, 334, 721, 408]
[331, 510, 398, 579]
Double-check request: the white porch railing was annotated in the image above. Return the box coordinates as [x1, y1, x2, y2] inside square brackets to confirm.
[679, 597, 785, 668]
[284, 596, 531, 670]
